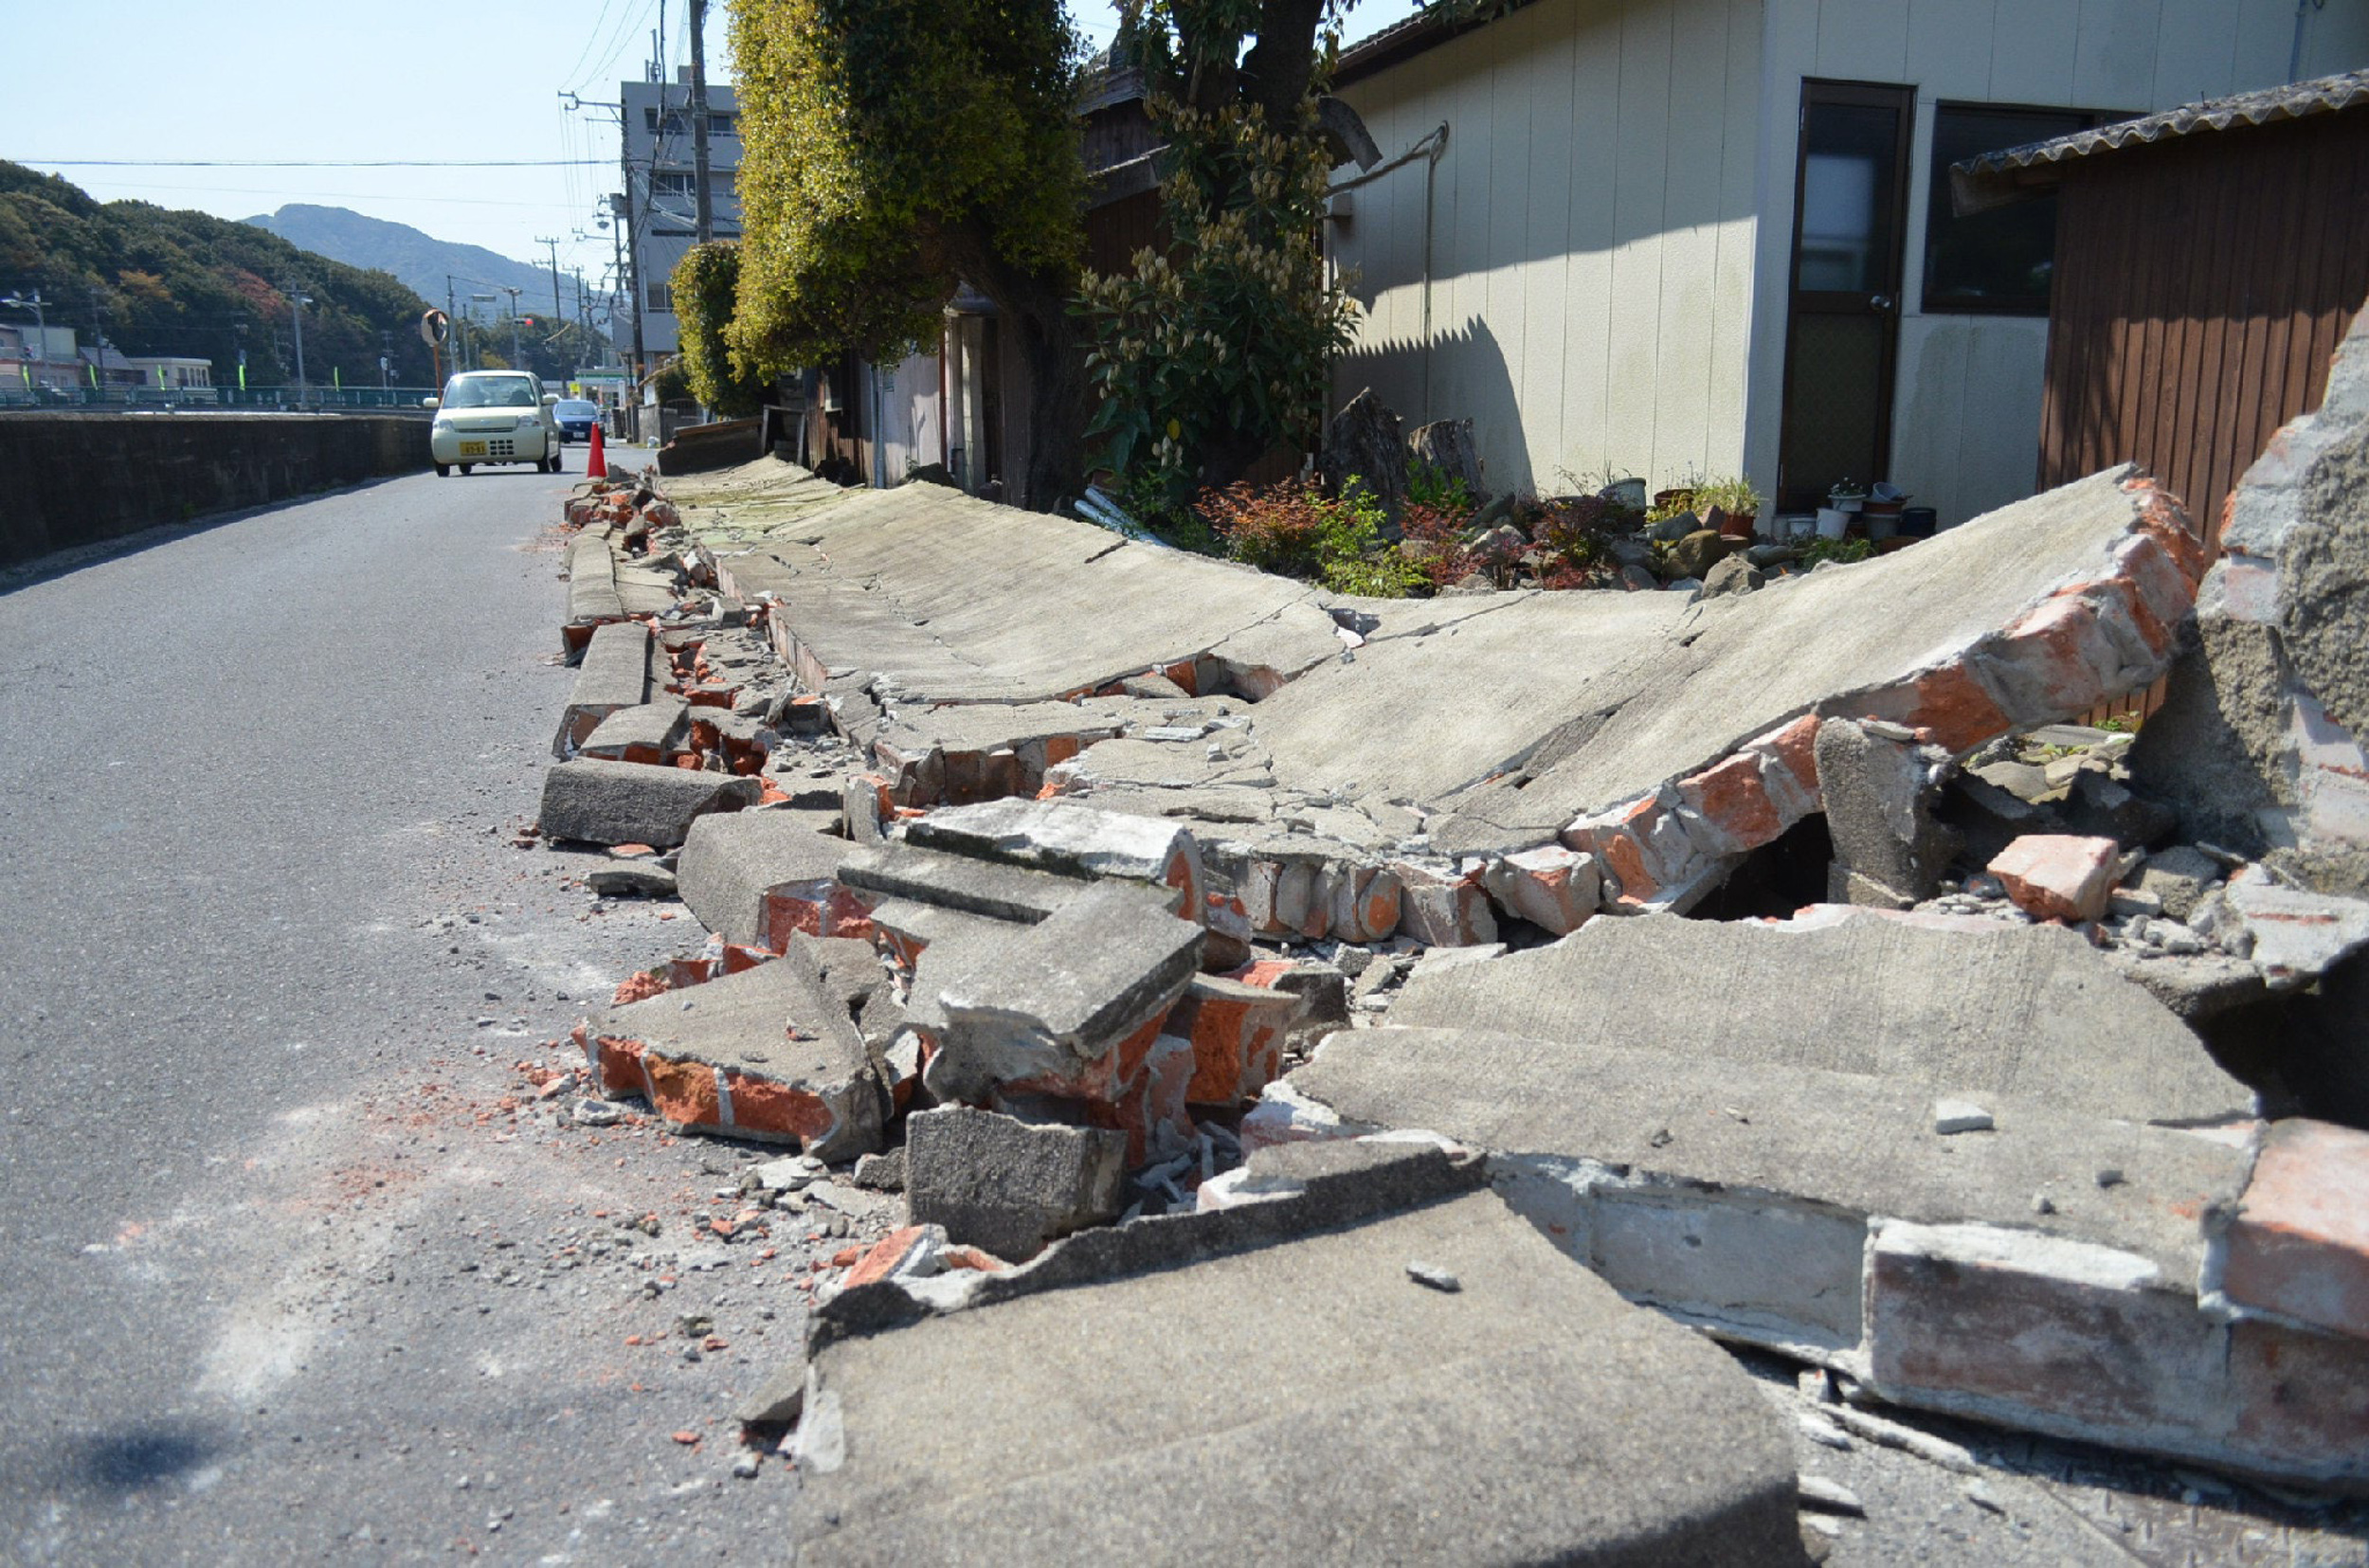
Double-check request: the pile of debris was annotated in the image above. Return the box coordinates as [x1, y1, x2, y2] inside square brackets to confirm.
[528, 312, 2369, 1554]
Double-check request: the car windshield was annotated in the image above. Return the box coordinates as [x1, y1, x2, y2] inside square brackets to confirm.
[556, 401, 597, 416]
[443, 376, 537, 408]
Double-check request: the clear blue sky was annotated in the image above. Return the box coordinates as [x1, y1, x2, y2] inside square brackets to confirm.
[12, 1, 1424, 287]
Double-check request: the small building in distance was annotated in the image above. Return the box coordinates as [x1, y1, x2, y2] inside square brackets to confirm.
[1954, 70, 2369, 541]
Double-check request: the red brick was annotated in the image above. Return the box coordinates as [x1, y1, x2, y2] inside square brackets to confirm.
[725, 1074, 841, 1144]
[844, 1226, 933, 1289]
[642, 1053, 722, 1129]
[2222, 1119, 2369, 1341]
[1989, 834, 2120, 923]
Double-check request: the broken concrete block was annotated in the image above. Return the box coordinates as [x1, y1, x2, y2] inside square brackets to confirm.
[903, 798, 1203, 921]
[676, 809, 867, 949]
[1387, 910, 2249, 1125]
[2214, 865, 2369, 986]
[2216, 1118, 2369, 1342]
[1816, 716, 1959, 908]
[872, 701, 1126, 807]
[904, 1105, 1127, 1261]
[556, 619, 660, 755]
[538, 759, 760, 849]
[587, 862, 678, 898]
[839, 840, 1180, 927]
[1289, 1021, 2247, 1359]
[841, 772, 890, 844]
[1988, 833, 2120, 923]
[1864, 1220, 2233, 1460]
[2134, 844, 2220, 922]
[1163, 973, 1302, 1108]
[1389, 859, 1498, 946]
[1478, 844, 1600, 933]
[564, 532, 624, 637]
[578, 956, 883, 1160]
[930, 881, 1203, 1107]
[578, 699, 689, 766]
[2130, 302, 2369, 895]
[788, 1184, 1799, 1565]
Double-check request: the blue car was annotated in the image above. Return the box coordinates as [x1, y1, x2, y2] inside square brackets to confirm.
[553, 398, 601, 442]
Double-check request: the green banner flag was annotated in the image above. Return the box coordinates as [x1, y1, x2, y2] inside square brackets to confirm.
[156, 364, 167, 387]
[238, 361, 246, 391]
[333, 366, 341, 390]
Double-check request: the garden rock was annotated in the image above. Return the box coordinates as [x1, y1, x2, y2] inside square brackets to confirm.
[1407, 417, 1484, 501]
[1700, 555, 1763, 601]
[1669, 530, 1732, 580]
[1321, 387, 1406, 512]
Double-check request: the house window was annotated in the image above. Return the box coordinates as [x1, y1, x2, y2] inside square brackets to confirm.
[709, 112, 737, 137]
[1923, 103, 2127, 315]
[651, 170, 698, 198]
[645, 282, 673, 314]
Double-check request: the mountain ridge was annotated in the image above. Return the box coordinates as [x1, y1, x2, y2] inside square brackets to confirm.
[243, 204, 585, 326]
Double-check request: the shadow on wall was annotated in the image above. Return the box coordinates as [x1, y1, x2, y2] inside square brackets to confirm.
[1333, 315, 1528, 495]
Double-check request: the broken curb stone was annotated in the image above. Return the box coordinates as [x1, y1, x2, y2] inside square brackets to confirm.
[904, 1105, 1128, 1261]
[538, 759, 759, 849]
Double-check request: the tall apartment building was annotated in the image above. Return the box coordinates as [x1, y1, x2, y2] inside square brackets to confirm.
[614, 68, 742, 367]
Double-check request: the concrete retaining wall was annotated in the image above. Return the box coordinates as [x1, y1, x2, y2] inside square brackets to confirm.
[0, 410, 431, 568]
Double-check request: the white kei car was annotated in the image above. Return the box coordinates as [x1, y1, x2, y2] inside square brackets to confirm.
[425, 371, 564, 476]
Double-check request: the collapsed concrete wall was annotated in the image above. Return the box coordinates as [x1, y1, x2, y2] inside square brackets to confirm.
[544, 450, 2367, 1507]
[663, 458, 2204, 943]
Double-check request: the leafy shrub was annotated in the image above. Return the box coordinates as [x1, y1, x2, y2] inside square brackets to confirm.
[1796, 535, 1873, 568]
[1400, 502, 1474, 589]
[1200, 476, 1422, 598]
[1406, 456, 1475, 516]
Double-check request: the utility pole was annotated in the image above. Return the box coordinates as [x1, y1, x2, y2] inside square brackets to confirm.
[536, 236, 565, 322]
[502, 286, 523, 369]
[288, 285, 309, 405]
[690, 0, 714, 244]
[446, 277, 461, 378]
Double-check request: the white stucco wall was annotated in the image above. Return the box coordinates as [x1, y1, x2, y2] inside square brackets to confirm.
[1333, 0, 1763, 498]
[1336, 0, 2369, 517]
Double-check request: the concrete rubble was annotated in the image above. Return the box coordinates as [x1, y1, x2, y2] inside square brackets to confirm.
[534, 403, 2369, 1539]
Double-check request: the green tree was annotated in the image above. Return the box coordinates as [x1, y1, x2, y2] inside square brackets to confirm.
[0, 160, 437, 388]
[671, 243, 772, 418]
[1078, 1, 1358, 502]
[726, 0, 1089, 507]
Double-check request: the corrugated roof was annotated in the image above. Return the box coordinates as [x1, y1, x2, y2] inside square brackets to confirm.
[1951, 68, 2369, 213]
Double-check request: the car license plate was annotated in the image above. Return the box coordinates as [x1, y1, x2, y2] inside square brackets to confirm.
[459, 441, 488, 457]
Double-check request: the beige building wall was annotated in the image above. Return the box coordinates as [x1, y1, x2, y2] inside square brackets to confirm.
[1338, 0, 2369, 521]
[1333, 0, 1763, 498]
[1745, 0, 2369, 529]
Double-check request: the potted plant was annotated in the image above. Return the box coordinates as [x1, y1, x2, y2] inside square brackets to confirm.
[1697, 476, 1762, 539]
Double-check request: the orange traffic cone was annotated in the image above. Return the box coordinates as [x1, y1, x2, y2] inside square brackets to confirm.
[588, 418, 606, 479]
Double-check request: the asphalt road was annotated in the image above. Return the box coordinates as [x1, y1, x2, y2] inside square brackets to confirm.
[0, 453, 830, 1563]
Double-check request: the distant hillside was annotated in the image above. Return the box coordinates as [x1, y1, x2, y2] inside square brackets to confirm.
[245, 205, 583, 325]
[0, 162, 435, 385]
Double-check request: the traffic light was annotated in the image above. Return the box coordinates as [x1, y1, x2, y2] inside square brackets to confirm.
[524, 316, 537, 329]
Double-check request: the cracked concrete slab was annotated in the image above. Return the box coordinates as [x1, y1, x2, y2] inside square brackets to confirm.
[1387, 910, 2251, 1125]
[788, 1186, 1799, 1566]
